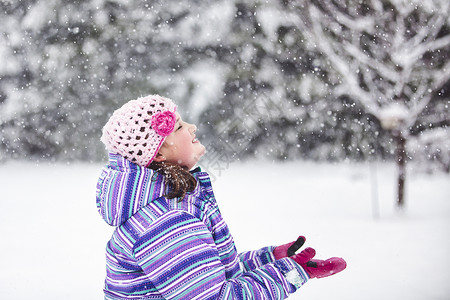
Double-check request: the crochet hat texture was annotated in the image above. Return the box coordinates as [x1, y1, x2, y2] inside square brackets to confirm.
[101, 95, 177, 167]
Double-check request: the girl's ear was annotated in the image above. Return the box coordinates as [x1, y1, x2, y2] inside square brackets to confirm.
[153, 153, 166, 162]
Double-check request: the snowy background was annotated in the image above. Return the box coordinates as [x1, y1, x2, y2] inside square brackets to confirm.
[0, 160, 449, 299]
[1, 0, 449, 167]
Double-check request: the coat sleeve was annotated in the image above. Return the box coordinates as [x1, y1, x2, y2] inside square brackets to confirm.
[238, 246, 277, 272]
[132, 210, 308, 300]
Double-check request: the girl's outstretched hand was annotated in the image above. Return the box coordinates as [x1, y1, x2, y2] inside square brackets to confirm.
[274, 236, 347, 279]
[273, 236, 306, 260]
[291, 247, 347, 279]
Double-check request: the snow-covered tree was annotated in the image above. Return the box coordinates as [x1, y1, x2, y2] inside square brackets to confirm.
[291, 0, 450, 207]
[200, 0, 387, 165]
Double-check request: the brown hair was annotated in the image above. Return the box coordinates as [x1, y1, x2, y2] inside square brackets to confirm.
[148, 161, 197, 200]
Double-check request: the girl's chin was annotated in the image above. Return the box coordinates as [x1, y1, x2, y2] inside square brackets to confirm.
[196, 144, 206, 157]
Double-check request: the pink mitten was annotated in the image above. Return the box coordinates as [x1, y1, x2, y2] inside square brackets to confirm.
[291, 247, 347, 279]
[273, 236, 306, 260]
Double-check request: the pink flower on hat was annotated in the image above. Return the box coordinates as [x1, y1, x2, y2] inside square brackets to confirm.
[151, 110, 176, 137]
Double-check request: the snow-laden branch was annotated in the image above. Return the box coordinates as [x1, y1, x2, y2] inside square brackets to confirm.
[292, 0, 449, 133]
[343, 42, 400, 83]
[397, 35, 450, 70]
[406, 10, 447, 49]
[304, 6, 380, 116]
[369, 0, 385, 13]
[361, 67, 388, 105]
[393, 1, 449, 67]
[408, 60, 450, 124]
[390, 0, 416, 17]
[316, 0, 375, 33]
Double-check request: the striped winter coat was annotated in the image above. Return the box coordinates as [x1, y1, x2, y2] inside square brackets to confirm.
[96, 153, 309, 299]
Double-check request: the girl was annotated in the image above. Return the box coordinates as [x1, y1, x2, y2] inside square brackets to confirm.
[96, 95, 346, 299]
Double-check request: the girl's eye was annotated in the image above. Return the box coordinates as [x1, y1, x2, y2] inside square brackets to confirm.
[177, 125, 182, 131]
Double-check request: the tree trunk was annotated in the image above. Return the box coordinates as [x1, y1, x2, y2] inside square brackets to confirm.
[395, 131, 406, 208]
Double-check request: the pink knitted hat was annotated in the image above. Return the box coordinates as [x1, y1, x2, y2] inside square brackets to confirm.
[101, 95, 177, 167]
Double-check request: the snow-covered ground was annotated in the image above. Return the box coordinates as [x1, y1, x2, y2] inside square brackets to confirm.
[0, 160, 449, 299]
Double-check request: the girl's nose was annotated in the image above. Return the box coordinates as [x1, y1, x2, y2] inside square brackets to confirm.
[189, 123, 197, 134]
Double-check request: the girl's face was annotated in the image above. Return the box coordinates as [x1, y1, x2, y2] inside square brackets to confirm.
[155, 112, 206, 170]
